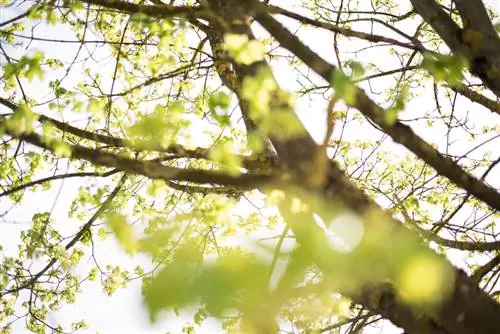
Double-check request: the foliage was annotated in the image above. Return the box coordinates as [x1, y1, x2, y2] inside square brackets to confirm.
[0, 0, 499, 333]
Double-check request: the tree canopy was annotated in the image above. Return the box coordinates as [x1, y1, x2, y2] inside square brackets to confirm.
[0, 0, 499, 333]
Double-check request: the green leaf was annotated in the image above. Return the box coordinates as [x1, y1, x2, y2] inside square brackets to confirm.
[247, 132, 265, 154]
[87, 98, 106, 115]
[105, 213, 138, 255]
[346, 60, 365, 79]
[126, 102, 186, 148]
[384, 108, 399, 125]
[242, 67, 276, 121]
[196, 254, 268, 316]
[208, 92, 231, 126]
[384, 86, 408, 126]
[143, 244, 202, 321]
[143, 251, 268, 322]
[139, 226, 178, 256]
[52, 141, 72, 158]
[330, 70, 357, 105]
[208, 92, 231, 111]
[224, 33, 265, 65]
[421, 53, 467, 86]
[2, 63, 17, 79]
[69, 0, 85, 11]
[209, 141, 242, 176]
[25, 51, 45, 81]
[5, 104, 39, 135]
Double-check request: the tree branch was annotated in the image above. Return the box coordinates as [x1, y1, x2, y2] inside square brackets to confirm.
[1, 125, 275, 190]
[409, 0, 500, 96]
[165, 180, 243, 197]
[252, 9, 500, 211]
[407, 218, 500, 252]
[0, 97, 276, 170]
[0, 170, 118, 198]
[82, 0, 205, 19]
[206, 2, 500, 333]
[447, 84, 500, 115]
[0, 174, 127, 297]
[452, 0, 498, 39]
[471, 254, 500, 284]
[262, 3, 420, 51]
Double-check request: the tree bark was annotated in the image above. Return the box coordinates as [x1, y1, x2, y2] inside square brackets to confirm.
[203, 0, 500, 333]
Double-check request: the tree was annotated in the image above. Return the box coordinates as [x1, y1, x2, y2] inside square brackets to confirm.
[0, 0, 499, 332]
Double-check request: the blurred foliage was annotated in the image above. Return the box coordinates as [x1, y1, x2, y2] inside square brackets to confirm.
[0, 0, 498, 333]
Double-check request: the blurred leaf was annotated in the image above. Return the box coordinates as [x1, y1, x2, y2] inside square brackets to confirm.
[346, 60, 365, 79]
[52, 141, 72, 158]
[242, 67, 276, 122]
[209, 141, 242, 176]
[385, 86, 408, 126]
[2, 51, 44, 82]
[143, 251, 268, 323]
[421, 53, 467, 86]
[87, 98, 106, 115]
[126, 102, 185, 148]
[5, 104, 39, 136]
[330, 70, 357, 105]
[208, 92, 231, 126]
[142, 244, 203, 321]
[105, 213, 138, 255]
[396, 254, 454, 305]
[197, 254, 268, 316]
[224, 34, 265, 65]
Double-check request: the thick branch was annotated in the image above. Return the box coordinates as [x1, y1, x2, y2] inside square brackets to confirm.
[206, 2, 500, 333]
[252, 9, 500, 211]
[471, 255, 500, 284]
[410, 221, 500, 252]
[452, 0, 498, 40]
[83, 0, 205, 19]
[165, 180, 242, 197]
[0, 97, 275, 170]
[1, 125, 274, 190]
[448, 84, 500, 115]
[409, 0, 500, 96]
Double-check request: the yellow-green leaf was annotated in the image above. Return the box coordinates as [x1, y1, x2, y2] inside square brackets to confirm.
[106, 213, 138, 255]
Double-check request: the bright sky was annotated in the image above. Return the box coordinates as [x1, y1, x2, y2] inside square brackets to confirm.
[0, 0, 498, 333]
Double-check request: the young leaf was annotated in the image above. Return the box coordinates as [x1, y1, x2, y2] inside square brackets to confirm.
[106, 213, 138, 255]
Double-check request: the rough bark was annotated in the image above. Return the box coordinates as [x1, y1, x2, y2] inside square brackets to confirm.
[410, 0, 500, 96]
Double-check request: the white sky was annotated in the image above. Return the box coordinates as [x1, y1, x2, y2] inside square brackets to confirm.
[0, 0, 498, 333]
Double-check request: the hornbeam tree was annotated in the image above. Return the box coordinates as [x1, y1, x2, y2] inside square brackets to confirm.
[0, 0, 499, 333]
